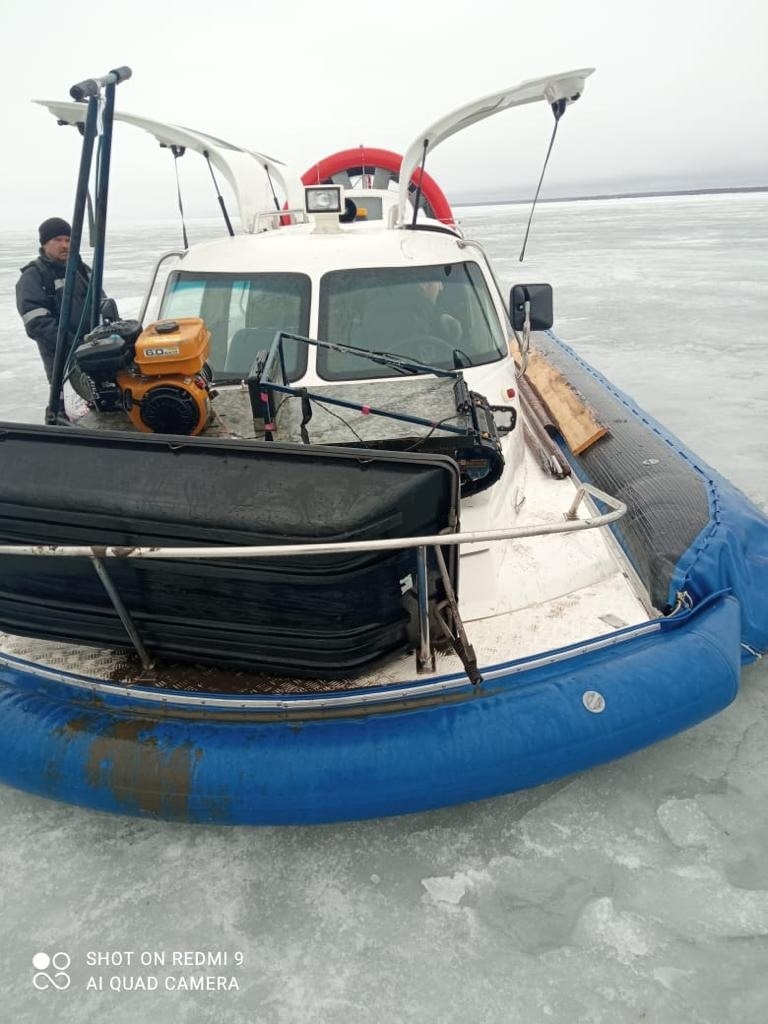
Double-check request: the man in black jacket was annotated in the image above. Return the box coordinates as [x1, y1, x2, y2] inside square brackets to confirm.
[16, 217, 95, 387]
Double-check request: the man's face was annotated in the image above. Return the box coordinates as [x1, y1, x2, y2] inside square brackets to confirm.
[418, 280, 443, 304]
[42, 235, 70, 263]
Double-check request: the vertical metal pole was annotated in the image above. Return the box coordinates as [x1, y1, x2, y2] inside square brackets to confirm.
[46, 97, 98, 423]
[90, 554, 152, 670]
[415, 545, 435, 673]
[433, 545, 481, 685]
[90, 81, 116, 330]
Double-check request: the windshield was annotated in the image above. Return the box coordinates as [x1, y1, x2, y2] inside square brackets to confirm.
[161, 271, 311, 380]
[316, 261, 506, 380]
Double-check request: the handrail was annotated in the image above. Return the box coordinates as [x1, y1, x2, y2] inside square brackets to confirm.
[137, 249, 186, 324]
[0, 484, 625, 560]
[0, 482, 625, 683]
[255, 208, 308, 230]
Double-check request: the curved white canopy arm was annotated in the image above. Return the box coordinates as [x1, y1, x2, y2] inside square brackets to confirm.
[396, 68, 595, 225]
[34, 100, 305, 233]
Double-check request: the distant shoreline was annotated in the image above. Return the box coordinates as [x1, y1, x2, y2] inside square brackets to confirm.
[452, 185, 768, 207]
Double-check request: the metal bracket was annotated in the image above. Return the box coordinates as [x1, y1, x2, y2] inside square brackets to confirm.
[433, 546, 482, 685]
[90, 553, 153, 671]
[564, 483, 626, 522]
[415, 546, 435, 674]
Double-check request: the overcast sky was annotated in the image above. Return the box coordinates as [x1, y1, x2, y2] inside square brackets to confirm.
[1, 0, 765, 228]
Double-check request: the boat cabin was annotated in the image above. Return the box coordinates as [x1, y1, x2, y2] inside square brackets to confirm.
[151, 191, 512, 386]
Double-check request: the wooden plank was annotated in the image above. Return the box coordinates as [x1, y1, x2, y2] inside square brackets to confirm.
[509, 339, 608, 455]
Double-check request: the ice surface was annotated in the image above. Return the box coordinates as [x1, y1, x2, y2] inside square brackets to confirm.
[1, 196, 767, 1022]
[656, 797, 726, 849]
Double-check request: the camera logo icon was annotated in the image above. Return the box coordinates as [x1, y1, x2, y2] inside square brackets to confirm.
[32, 951, 71, 991]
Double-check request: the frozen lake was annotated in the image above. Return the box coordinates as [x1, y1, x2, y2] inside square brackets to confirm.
[1, 193, 767, 1022]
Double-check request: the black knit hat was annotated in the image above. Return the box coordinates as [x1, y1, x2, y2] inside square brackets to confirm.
[39, 217, 71, 246]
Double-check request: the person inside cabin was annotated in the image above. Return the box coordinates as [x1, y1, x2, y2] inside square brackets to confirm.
[15, 218, 111, 408]
[402, 271, 463, 344]
[357, 267, 462, 359]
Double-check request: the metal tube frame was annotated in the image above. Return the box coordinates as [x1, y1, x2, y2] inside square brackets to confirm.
[89, 81, 116, 330]
[46, 97, 98, 423]
[0, 483, 626, 680]
[138, 250, 187, 324]
[415, 546, 434, 674]
[89, 554, 152, 670]
[433, 545, 481, 684]
[0, 484, 626, 561]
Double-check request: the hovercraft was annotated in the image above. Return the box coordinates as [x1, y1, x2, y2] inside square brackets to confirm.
[0, 66, 765, 824]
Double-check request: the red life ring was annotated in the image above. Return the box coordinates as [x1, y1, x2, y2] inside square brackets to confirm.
[282, 146, 455, 226]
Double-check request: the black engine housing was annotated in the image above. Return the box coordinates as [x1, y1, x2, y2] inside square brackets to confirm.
[74, 320, 143, 412]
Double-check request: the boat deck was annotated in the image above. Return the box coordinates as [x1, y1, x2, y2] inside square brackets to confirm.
[0, 570, 651, 695]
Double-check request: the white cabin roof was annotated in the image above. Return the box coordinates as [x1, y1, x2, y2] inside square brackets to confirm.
[176, 221, 467, 276]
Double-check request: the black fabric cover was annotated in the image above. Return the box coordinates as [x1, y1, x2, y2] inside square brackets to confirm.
[532, 333, 711, 612]
[0, 424, 460, 676]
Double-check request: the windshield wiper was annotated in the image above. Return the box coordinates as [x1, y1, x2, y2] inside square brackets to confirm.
[338, 340, 460, 378]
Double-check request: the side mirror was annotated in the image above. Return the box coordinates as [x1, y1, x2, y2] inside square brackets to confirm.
[509, 283, 553, 332]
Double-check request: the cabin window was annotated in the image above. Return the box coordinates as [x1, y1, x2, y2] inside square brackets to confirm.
[161, 271, 311, 380]
[316, 262, 506, 380]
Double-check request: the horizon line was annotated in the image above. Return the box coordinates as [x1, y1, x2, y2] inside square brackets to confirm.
[451, 184, 768, 207]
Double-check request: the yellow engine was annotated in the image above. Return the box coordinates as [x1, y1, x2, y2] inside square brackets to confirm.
[116, 318, 213, 436]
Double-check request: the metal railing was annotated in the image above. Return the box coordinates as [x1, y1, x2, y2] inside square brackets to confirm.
[138, 249, 187, 324]
[254, 208, 308, 231]
[0, 483, 625, 679]
[0, 484, 625, 562]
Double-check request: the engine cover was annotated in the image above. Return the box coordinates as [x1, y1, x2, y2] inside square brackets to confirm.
[117, 373, 211, 436]
[134, 318, 210, 377]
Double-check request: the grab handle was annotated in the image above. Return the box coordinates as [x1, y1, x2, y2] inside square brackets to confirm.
[69, 66, 132, 101]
